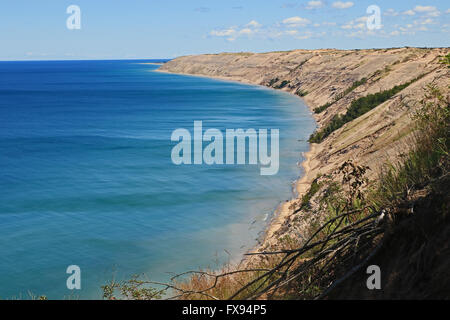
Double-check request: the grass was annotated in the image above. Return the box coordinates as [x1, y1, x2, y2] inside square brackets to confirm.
[370, 84, 449, 208]
[309, 75, 424, 143]
[440, 53, 450, 67]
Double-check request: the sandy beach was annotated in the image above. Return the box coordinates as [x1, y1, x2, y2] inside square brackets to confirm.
[261, 143, 319, 248]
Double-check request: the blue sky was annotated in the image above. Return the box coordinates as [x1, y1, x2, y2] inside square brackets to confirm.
[1, 0, 449, 60]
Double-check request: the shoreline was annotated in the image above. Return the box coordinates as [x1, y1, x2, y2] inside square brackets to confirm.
[155, 68, 263, 87]
[259, 143, 318, 249]
[155, 66, 320, 255]
[140, 62, 165, 65]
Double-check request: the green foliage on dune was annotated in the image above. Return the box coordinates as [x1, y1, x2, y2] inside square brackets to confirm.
[268, 78, 291, 89]
[314, 77, 368, 114]
[268, 78, 279, 87]
[440, 53, 450, 67]
[372, 84, 449, 207]
[274, 80, 290, 89]
[309, 75, 424, 143]
[313, 101, 334, 114]
[300, 175, 321, 209]
[296, 89, 309, 97]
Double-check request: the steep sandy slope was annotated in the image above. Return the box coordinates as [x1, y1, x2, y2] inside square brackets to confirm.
[158, 48, 450, 248]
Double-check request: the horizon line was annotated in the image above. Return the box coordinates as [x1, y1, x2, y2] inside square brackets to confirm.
[2, 46, 449, 62]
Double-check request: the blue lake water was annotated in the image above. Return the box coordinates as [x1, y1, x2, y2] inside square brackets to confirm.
[0, 60, 315, 299]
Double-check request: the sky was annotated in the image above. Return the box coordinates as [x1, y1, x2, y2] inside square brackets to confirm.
[0, 0, 449, 60]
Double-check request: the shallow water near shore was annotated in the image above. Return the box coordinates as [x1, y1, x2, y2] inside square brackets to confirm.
[0, 60, 316, 299]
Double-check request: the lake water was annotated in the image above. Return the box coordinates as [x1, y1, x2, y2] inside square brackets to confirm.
[0, 60, 315, 299]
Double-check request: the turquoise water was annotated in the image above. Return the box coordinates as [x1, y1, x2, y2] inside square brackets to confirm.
[0, 60, 315, 299]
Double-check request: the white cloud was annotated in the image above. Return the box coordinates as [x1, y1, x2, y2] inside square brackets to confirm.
[297, 34, 313, 40]
[210, 28, 236, 37]
[414, 5, 440, 17]
[355, 16, 368, 23]
[246, 20, 262, 28]
[384, 9, 398, 16]
[341, 23, 365, 30]
[284, 30, 299, 35]
[266, 28, 324, 40]
[446, 9, 450, 14]
[282, 16, 311, 27]
[306, 1, 324, 10]
[341, 17, 367, 30]
[294, 31, 316, 40]
[238, 28, 254, 36]
[413, 5, 437, 13]
[402, 10, 416, 16]
[347, 30, 364, 38]
[419, 18, 435, 25]
[341, 24, 353, 30]
[332, 1, 354, 9]
[210, 20, 262, 41]
[393, 21, 432, 36]
[426, 11, 441, 17]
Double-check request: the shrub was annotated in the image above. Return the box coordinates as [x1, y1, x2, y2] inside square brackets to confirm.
[274, 80, 290, 89]
[314, 78, 368, 114]
[296, 89, 309, 97]
[268, 78, 279, 87]
[309, 75, 424, 143]
[440, 53, 450, 67]
[300, 176, 321, 209]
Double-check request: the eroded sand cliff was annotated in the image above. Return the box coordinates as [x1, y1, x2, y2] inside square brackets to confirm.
[158, 48, 450, 250]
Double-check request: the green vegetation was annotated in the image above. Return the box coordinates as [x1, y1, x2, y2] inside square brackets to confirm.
[274, 80, 290, 89]
[314, 61, 411, 115]
[337, 77, 367, 100]
[268, 78, 279, 87]
[440, 53, 450, 67]
[296, 89, 309, 97]
[299, 175, 321, 209]
[314, 77, 368, 114]
[268, 78, 291, 89]
[102, 275, 163, 300]
[296, 58, 310, 69]
[313, 101, 333, 114]
[309, 75, 423, 143]
[372, 84, 449, 208]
